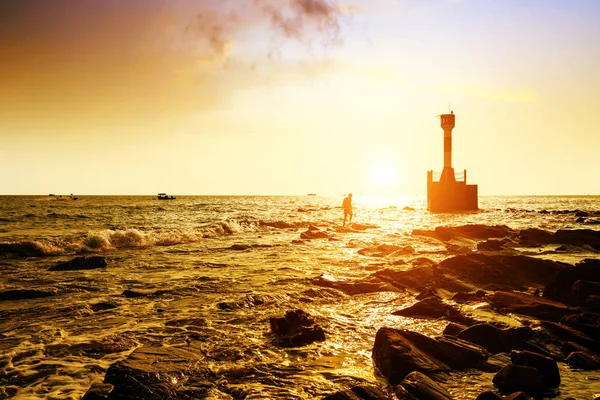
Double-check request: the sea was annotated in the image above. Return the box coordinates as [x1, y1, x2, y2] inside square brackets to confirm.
[1, 195, 599, 400]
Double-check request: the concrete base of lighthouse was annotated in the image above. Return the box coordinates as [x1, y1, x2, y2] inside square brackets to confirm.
[427, 168, 478, 212]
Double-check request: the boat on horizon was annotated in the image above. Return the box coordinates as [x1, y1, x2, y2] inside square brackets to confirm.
[157, 193, 176, 200]
[307, 193, 317, 196]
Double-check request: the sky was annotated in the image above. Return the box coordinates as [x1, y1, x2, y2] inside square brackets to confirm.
[1, 0, 599, 196]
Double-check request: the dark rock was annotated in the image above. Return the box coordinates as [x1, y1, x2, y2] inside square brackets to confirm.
[323, 384, 389, 400]
[477, 239, 513, 251]
[556, 229, 600, 250]
[458, 324, 508, 354]
[442, 322, 466, 336]
[492, 363, 544, 398]
[103, 346, 211, 400]
[269, 309, 325, 347]
[373, 266, 436, 292]
[301, 228, 333, 240]
[121, 289, 156, 298]
[559, 312, 600, 339]
[416, 287, 440, 300]
[504, 392, 535, 400]
[351, 223, 380, 231]
[396, 371, 452, 400]
[90, 301, 119, 312]
[541, 320, 600, 353]
[0, 288, 57, 301]
[560, 341, 589, 356]
[451, 291, 484, 303]
[475, 391, 503, 400]
[372, 327, 450, 385]
[576, 211, 589, 217]
[566, 351, 600, 370]
[434, 225, 516, 241]
[544, 259, 600, 304]
[49, 256, 107, 271]
[392, 296, 475, 325]
[313, 274, 401, 295]
[486, 291, 575, 322]
[260, 220, 295, 229]
[510, 350, 560, 388]
[518, 228, 556, 246]
[81, 382, 114, 400]
[571, 280, 600, 306]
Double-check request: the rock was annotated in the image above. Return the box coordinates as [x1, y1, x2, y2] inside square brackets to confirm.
[492, 363, 544, 398]
[442, 322, 466, 336]
[475, 391, 503, 400]
[396, 371, 452, 400]
[0, 288, 57, 301]
[510, 350, 560, 388]
[269, 309, 325, 347]
[434, 225, 516, 241]
[103, 346, 212, 400]
[571, 280, 600, 306]
[559, 312, 600, 339]
[372, 327, 450, 385]
[566, 351, 600, 370]
[504, 392, 535, 400]
[260, 220, 295, 229]
[49, 256, 107, 271]
[544, 258, 600, 304]
[437, 254, 567, 292]
[458, 324, 508, 354]
[358, 244, 414, 257]
[416, 287, 440, 300]
[541, 321, 600, 353]
[301, 228, 333, 240]
[312, 275, 401, 295]
[392, 296, 475, 325]
[560, 341, 589, 356]
[323, 384, 389, 400]
[121, 289, 156, 298]
[351, 223, 380, 231]
[556, 229, 600, 250]
[477, 239, 513, 251]
[486, 291, 575, 322]
[451, 291, 485, 303]
[90, 301, 119, 312]
[373, 266, 436, 292]
[81, 382, 114, 400]
[517, 228, 556, 246]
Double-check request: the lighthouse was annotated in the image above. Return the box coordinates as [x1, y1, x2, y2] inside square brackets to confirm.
[427, 111, 478, 212]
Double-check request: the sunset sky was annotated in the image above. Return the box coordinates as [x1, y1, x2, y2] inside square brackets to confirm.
[1, 0, 599, 196]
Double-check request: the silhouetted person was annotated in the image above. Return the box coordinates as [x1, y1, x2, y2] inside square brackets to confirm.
[342, 193, 353, 227]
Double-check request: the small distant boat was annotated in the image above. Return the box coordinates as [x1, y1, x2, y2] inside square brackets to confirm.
[56, 194, 78, 201]
[307, 193, 317, 196]
[157, 193, 176, 200]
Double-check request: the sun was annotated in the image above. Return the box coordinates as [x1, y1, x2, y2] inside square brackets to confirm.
[371, 163, 397, 187]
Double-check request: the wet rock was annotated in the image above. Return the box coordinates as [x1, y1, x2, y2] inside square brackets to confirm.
[560, 312, 600, 339]
[358, 244, 414, 257]
[81, 382, 114, 400]
[323, 384, 389, 400]
[351, 223, 380, 231]
[269, 309, 325, 347]
[560, 341, 589, 356]
[504, 392, 535, 400]
[477, 239, 513, 251]
[451, 291, 485, 303]
[438, 254, 568, 291]
[392, 296, 475, 325]
[372, 327, 450, 385]
[395, 371, 452, 400]
[103, 346, 212, 400]
[566, 351, 600, 370]
[442, 322, 466, 336]
[458, 324, 508, 354]
[416, 287, 440, 300]
[433, 224, 516, 241]
[301, 227, 333, 240]
[49, 256, 107, 271]
[492, 363, 544, 398]
[486, 290, 575, 322]
[517, 228, 556, 246]
[373, 266, 436, 292]
[475, 391, 503, 400]
[313, 274, 401, 295]
[510, 350, 560, 388]
[90, 301, 119, 312]
[0, 288, 57, 301]
[543, 258, 600, 304]
[556, 229, 600, 249]
[541, 320, 600, 353]
[260, 220, 295, 229]
[571, 280, 600, 307]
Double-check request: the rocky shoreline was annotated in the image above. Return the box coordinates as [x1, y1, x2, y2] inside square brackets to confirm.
[3, 224, 600, 399]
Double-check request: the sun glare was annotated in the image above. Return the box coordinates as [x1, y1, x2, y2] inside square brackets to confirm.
[371, 163, 397, 187]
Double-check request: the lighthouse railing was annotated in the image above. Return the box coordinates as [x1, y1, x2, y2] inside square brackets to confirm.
[429, 170, 466, 183]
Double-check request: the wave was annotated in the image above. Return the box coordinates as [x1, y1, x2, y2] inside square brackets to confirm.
[0, 219, 245, 258]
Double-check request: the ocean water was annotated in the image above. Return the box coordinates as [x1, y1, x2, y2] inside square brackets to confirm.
[1, 195, 599, 399]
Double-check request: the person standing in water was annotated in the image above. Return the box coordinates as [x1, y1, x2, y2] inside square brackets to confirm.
[342, 193, 353, 227]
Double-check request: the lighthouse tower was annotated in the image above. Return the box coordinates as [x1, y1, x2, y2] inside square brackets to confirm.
[427, 111, 478, 212]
